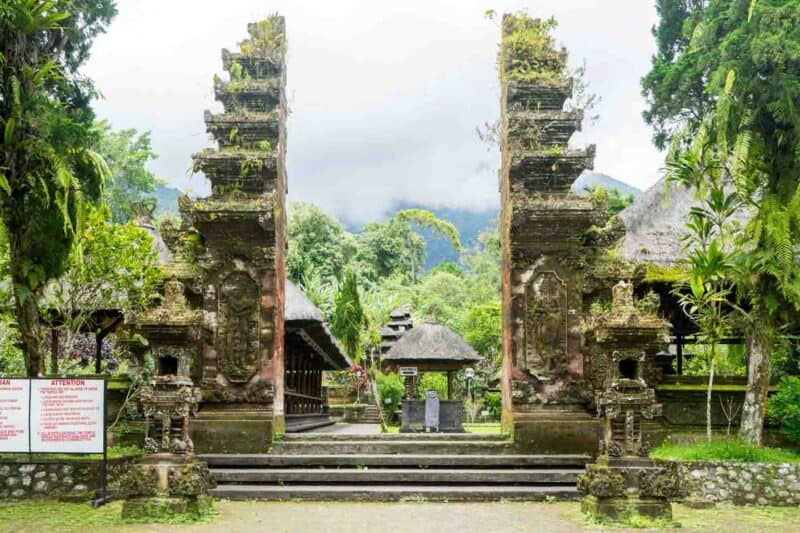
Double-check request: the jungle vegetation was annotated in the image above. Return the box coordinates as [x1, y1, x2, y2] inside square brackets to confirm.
[643, 0, 800, 445]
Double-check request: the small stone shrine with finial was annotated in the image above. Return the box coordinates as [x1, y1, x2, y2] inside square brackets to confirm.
[577, 280, 677, 520]
[118, 276, 213, 519]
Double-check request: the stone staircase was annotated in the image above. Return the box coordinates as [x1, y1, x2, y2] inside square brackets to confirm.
[357, 404, 382, 424]
[201, 432, 589, 501]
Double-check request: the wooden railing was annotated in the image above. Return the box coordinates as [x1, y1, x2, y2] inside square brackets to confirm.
[285, 390, 326, 415]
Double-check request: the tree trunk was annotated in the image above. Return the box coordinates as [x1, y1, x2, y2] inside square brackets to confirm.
[50, 328, 59, 375]
[740, 326, 772, 445]
[8, 226, 43, 377]
[15, 287, 43, 377]
[707, 354, 715, 442]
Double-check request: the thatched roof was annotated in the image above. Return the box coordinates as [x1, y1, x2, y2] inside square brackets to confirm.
[285, 279, 323, 322]
[139, 221, 172, 266]
[383, 320, 481, 364]
[617, 177, 751, 266]
[284, 280, 350, 369]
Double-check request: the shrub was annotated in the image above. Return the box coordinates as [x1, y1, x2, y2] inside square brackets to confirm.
[418, 372, 448, 399]
[651, 438, 800, 463]
[376, 371, 404, 424]
[486, 392, 502, 421]
[768, 376, 800, 444]
[0, 314, 24, 376]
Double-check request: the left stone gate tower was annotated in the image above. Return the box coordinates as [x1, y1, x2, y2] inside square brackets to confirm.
[185, 16, 287, 451]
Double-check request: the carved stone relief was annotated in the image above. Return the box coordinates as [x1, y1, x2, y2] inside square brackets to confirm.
[524, 270, 567, 378]
[217, 271, 260, 382]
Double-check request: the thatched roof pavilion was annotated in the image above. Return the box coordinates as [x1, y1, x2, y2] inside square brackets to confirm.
[379, 306, 413, 355]
[616, 178, 754, 374]
[285, 279, 350, 370]
[617, 177, 752, 266]
[382, 319, 480, 399]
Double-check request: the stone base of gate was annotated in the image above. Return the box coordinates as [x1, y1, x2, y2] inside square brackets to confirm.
[512, 409, 601, 454]
[190, 404, 275, 453]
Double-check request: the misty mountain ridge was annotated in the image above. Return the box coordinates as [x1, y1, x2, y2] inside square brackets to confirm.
[151, 171, 641, 269]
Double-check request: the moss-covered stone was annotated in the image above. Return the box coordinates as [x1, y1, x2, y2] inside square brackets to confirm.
[121, 495, 212, 521]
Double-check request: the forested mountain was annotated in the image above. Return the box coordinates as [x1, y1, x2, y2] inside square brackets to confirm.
[366, 172, 641, 269]
[154, 184, 182, 218]
[572, 171, 642, 198]
[155, 171, 640, 270]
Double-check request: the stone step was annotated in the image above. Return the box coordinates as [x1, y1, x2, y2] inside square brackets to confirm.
[201, 454, 591, 468]
[281, 432, 510, 442]
[210, 483, 580, 502]
[211, 467, 582, 485]
[285, 415, 335, 434]
[272, 440, 515, 455]
[285, 419, 336, 433]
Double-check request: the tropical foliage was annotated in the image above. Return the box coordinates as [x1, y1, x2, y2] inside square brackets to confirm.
[330, 267, 365, 360]
[287, 202, 500, 373]
[93, 120, 161, 223]
[40, 205, 160, 374]
[767, 376, 800, 444]
[0, 0, 117, 375]
[644, 0, 800, 445]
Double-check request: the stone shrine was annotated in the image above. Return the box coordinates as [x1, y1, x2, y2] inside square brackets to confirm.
[577, 281, 676, 519]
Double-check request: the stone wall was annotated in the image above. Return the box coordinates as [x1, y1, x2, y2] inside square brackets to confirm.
[658, 460, 800, 506]
[0, 457, 136, 500]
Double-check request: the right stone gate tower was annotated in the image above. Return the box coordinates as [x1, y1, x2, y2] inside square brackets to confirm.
[499, 14, 605, 452]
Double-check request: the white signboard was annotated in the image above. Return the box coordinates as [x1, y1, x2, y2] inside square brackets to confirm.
[30, 379, 104, 454]
[399, 366, 418, 377]
[0, 378, 30, 453]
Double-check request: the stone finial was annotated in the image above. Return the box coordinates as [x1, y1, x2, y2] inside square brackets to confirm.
[611, 280, 635, 316]
[131, 199, 157, 228]
[163, 278, 190, 311]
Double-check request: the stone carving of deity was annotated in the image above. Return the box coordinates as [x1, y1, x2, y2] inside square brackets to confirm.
[218, 271, 260, 382]
[524, 270, 566, 377]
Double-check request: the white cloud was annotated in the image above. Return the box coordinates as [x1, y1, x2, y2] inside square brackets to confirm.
[84, 0, 663, 223]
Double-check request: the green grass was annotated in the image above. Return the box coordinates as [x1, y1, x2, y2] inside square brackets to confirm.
[463, 423, 503, 434]
[0, 444, 143, 462]
[652, 438, 800, 463]
[0, 500, 216, 531]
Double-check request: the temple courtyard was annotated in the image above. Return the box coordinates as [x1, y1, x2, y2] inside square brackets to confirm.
[2, 500, 800, 532]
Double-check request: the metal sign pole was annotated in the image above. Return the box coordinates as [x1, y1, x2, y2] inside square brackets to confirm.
[94, 378, 109, 508]
[27, 378, 32, 461]
[102, 378, 108, 503]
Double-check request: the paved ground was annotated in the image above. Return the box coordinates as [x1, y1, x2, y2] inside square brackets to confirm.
[311, 423, 382, 434]
[124, 502, 582, 533]
[111, 501, 800, 533]
[4, 500, 800, 532]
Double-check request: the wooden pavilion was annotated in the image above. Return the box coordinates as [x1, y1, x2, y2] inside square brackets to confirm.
[284, 280, 351, 432]
[382, 318, 481, 400]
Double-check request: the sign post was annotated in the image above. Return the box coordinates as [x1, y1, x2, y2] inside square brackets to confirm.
[0, 378, 29, 453]
[0, 377, 107, 504]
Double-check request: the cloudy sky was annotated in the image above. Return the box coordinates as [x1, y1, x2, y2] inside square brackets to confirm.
[83, 0, 663, 224]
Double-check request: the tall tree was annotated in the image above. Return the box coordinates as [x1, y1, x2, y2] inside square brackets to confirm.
[93, 120, 160, 223]
[287, 201, 356, 286]
[40, 205, 159, 374]
[0, 1, 117, 375]
[355, 209, 461, 285]
[394, 209, 461, 282]
[643, 0, 800, 444]
[331, 267, 365, 361]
